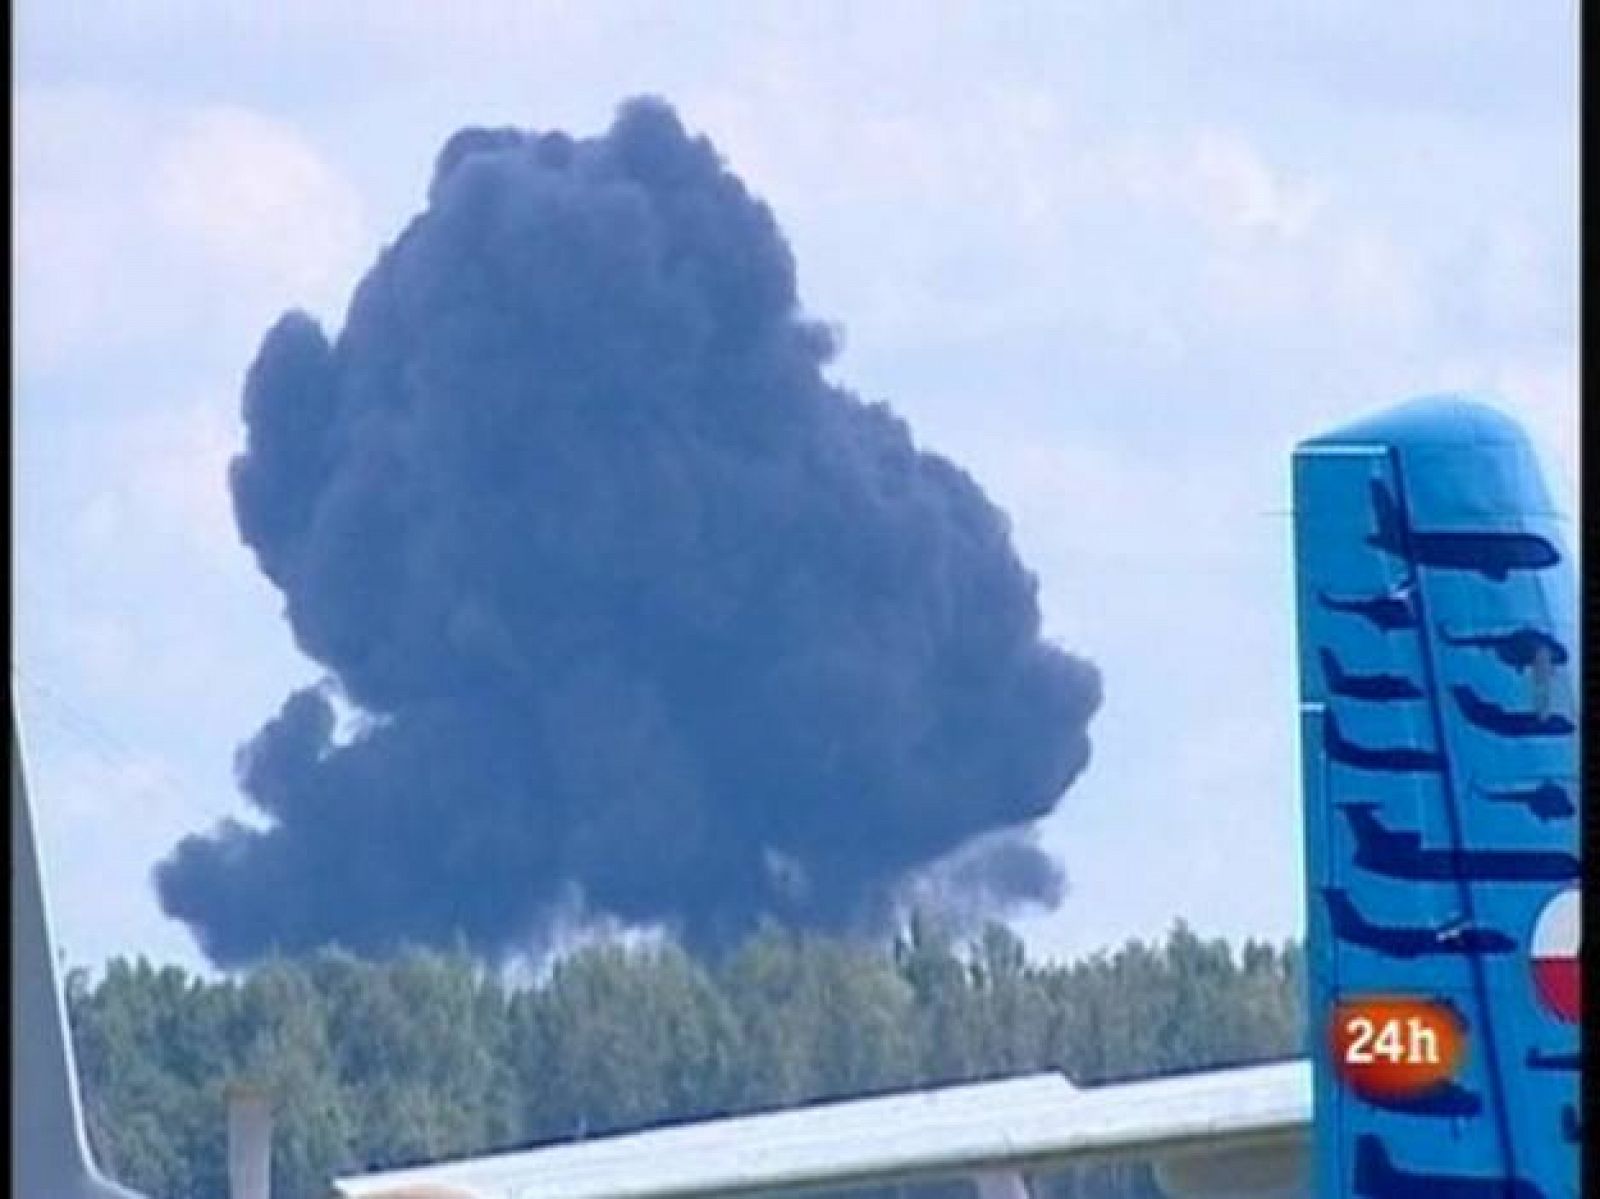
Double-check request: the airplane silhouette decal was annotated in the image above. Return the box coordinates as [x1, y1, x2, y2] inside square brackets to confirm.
[1337, 803, 1579, 883]
[1364, 477, 1560, 581]
[1450, 684, 1575, 739]
[1318, 648, 1423, 702]
[1322, 709, 1444, 773]
[1473, 780, 1575, 823]
[1320, 887, 1514, 958]
[1319, 586, 1418, 632]
[1437, 625, 1569, 671]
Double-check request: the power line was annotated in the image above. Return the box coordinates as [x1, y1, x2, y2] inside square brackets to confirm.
[11, 663, 227, 820]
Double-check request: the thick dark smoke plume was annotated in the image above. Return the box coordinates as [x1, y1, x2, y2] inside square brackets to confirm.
[156, 98, 1101, 967]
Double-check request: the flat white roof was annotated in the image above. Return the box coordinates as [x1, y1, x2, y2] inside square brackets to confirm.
[336, 1059, 1310, 1199]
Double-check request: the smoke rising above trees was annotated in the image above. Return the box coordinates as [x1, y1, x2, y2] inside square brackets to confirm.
[156, 97, 1101, 967]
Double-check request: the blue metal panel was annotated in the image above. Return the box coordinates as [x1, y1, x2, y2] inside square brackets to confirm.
[1293, 396, 1578, 1199]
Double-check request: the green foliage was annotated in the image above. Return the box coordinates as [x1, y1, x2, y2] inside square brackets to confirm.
[65, 920, 1304, 1199]
[517, 941, 741, 1139]
[722, 923, 920, 1108]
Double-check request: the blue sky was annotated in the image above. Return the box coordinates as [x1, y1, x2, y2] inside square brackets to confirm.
[15, 2, 1578, 973]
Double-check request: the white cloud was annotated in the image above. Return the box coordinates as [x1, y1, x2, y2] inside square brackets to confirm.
[987, 433, 1271, 574]
[1085, 129, 1422, 332]
[1188, 128, 1324, 240]
[150, 106, 365, 309]
[13, 87, 159, 367]
[1326, 224, 1420, 328]
[1056, 127, 1324, 241]
[15, 88, 366, 376]
[55, 393, 245, 584]
[1432, 358, 1581, 518]
[126, 398, 243, 561]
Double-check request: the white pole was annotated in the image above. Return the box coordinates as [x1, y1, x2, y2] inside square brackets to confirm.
[227, 1086, 272, 1199]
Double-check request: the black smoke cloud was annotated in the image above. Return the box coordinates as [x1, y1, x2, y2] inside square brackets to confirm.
[156, 98, 1101, 967]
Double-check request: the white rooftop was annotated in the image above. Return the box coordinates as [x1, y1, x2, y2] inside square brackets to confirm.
[335, 1059, 1310, 1199]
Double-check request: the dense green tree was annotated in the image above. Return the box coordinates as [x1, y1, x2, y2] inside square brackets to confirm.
[721, 924, 920, 1107]
[517, 940, 743, 1139]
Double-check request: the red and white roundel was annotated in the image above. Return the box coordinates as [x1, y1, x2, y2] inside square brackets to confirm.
[1531, 887, 1579, 1023]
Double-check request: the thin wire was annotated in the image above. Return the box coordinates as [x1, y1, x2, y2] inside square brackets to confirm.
[11, 663, 226, 819]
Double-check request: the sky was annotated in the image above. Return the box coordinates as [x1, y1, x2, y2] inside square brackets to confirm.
[14, 1, 1579, 974]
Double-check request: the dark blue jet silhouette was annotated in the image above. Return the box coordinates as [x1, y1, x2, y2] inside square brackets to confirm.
[1320, 648, 1423, 702]
[1319, 586, 1416, 632]
[1438, 624, 1569, 671]
[1451, 684, 1574, 738]
[1366, 480, 1559, 581]
[1339, 803, 1579, 883]
[1323, 709, 1443, 773]
[1476, 780, 1575, 822]
[1321, 887, 1513, 958]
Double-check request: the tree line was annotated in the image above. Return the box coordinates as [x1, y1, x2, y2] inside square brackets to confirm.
[67, 918, 1306, 1199]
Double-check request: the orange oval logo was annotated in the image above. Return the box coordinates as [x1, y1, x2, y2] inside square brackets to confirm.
[1329, 997, 1466, 1098]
